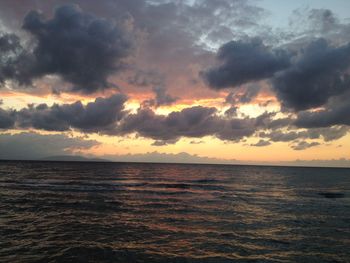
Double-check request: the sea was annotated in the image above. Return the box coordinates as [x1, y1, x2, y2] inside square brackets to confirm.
[0, 161, 349, 262]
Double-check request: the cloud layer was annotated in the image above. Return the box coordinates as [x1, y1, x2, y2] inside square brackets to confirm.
[273, 39, 350, 111]
[0, 1, 350, 160]
[1, 4, 135, 92]
[17, 94, 128, 132]
[203, 38, 291, 89]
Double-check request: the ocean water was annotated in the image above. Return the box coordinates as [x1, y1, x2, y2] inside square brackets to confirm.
[0, 161, 349, 263]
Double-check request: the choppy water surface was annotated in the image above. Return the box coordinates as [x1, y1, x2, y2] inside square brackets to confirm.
[0, 161, 349, 262]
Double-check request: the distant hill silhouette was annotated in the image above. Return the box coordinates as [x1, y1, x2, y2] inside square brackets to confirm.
[41, 155, 110, 162]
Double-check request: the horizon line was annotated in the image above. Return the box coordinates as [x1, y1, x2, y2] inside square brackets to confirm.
[1, 158, 349, 170]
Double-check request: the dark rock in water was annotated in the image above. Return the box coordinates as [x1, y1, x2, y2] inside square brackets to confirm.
[318, 192, 345, 199]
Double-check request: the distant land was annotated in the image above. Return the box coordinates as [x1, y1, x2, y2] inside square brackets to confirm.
[0, 153, 349, 168]
[40, 154, 350, 168]
[40, 155, 111, 162]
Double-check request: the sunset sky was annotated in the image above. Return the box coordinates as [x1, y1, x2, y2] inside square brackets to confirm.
[0, 0, 350, 166]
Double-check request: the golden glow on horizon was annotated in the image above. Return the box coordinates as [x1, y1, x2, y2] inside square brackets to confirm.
[1, 126, 349, 162]
[1, 83, 349, 163]
[79, 132, 350, 162]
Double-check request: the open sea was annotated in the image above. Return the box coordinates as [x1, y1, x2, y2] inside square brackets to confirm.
[0, 161, 349, 262]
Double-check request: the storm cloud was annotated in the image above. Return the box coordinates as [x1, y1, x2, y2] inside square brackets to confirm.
[118, 106, 220, 141]
[144, 86, 178, 107]
[295, 97, 350, 128]
[273, 38, 350, 111]
[1, 4, 135, 92]
[203, 38, 291, 89]
[291, 141, 320, 151]
[17, 94, 128, 132]
[0, 1, 349, 156]
[0, 102, 276, 144]
[0, 95, 348, 149]
[250, 139, 271, 147]
[259, 126, 348, 143]
[225, 84, 260, 105]
[117, 106, 276, 142]
[0, 98, 275, 142]
[0, 33, 33, 85]
[0, 107, 15, 129]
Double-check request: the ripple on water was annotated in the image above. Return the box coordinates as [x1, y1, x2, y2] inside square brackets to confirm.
[0, 161, 350, 262]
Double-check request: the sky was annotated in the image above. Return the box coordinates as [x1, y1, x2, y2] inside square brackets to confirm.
[0, 0, 350, 166]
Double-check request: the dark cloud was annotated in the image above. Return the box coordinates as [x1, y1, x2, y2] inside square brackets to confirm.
[0, 107, 15, 129]
[238, 84, 260, 104]
[17, 94, 128, 132]
[224, 107, 238, 117]
[118, 106, 277, 143]
[1, 1, 350, 149]
[313, 126, 348, 142]
[1, 100, 274, 142]
[259, 126, 348, 143]
[1, 4, 135, 92]
[250, 139, 271, 147]
[291, 141, 320, 151]
[205, 36, 350, 114]
[273, 38, 350, 111]
[308, 9, 337, 33]
[0, 0, 268, 98]
[152, 87, 178, 106]
[203, 38, 291, 89]
[24, 4, 134, 92]
[265, 117, 293, 129]
[260, 130, 301, 142]
[151, 139, 178, 146]
[295, 97, 350, 128]
[0, 132, 99, 160]
[127, 69, 164, 87]
[216, 112, 274, 141]
[189, 140, 204, 144]
[225, 84, 260, 105]
[144, 86, 178, 107]
[216, 118, 257, 141]
[118, 106, 220, 141]
[0, 33, 33, 85]
[1, 97, 347, 147]
[202, 14, 350, 116]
